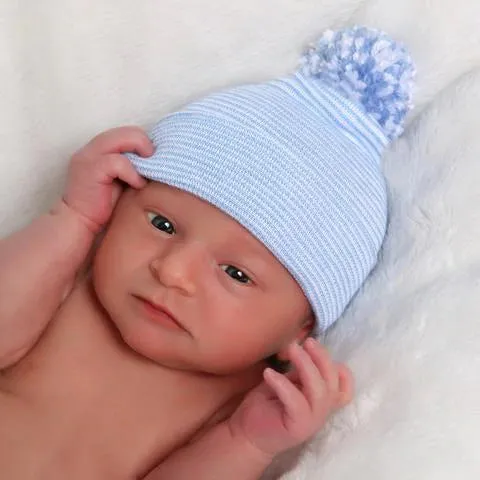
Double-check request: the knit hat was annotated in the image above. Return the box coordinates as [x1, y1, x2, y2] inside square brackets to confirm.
[126, 25, 416, 334]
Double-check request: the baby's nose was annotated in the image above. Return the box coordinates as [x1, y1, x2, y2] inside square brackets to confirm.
[149, 242, 208, 295]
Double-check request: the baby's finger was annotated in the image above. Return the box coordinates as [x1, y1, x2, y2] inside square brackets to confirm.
[263, 368, 309, 423]
[100, 153, 147, 189]
[304, 338, 339, 394]
[288, 343, 326, 410]
[85, 126, 154, 157]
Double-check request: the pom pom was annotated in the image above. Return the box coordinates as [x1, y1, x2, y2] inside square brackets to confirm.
[300, 26, 416, 141]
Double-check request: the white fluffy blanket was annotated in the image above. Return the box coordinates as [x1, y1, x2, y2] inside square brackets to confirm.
[2, 1, 480, 479]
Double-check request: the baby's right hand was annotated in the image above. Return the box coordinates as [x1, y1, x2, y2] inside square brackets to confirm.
[62, 126, 154, 234]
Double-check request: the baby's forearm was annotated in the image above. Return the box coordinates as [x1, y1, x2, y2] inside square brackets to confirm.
[145, 422, 273, 480]
[0, 200, 95, 368]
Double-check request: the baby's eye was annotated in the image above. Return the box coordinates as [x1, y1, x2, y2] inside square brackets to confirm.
[221, 265, 251, 284]
[147, 212, 175, 235]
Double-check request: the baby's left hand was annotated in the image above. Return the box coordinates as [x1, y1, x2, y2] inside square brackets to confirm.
[228, 338, 353, 458]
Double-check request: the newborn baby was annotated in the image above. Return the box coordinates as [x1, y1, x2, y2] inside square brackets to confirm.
[0, 26, 415, 479]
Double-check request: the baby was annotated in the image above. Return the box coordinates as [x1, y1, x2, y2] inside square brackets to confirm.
[0, 26, 415, 479]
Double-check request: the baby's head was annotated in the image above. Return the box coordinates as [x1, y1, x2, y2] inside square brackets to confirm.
[94, 181, 313, 374]
[93, 26, 415, 374]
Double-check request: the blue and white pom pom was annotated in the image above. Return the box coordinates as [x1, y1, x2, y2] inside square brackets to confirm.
[300, 26, 416, 141]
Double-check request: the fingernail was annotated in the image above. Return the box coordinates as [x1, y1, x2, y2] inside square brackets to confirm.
[263, 367, 276, 379]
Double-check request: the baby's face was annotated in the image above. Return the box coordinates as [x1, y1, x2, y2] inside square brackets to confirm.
[92, 182, 312, 374]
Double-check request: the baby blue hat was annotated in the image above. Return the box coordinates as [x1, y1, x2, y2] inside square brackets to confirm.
[126, 26, 415, 334]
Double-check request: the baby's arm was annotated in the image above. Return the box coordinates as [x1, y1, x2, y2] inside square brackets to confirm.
[0, 202, 95, 368]
[144, 421, 272, 480]
[0, 127, 153, 369]
[146, 340, 353, 480]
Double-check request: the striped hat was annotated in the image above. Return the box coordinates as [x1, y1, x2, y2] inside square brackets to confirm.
[126, 26, 416, 334]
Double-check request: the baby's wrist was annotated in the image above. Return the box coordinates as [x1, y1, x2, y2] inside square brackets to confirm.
[225, 421, 276, 467]
[53, 198, 101, 236]
[49, 199, 99, 239]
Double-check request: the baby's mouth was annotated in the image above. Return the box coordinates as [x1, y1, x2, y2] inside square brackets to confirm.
[134, 295, 186, 332]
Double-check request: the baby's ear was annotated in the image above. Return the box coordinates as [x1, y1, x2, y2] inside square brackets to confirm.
[270, 316, 313, 363]
[295, 313, 315, 345]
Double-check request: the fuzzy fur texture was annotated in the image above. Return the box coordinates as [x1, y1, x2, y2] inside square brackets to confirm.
[1, 1, 480, 479]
